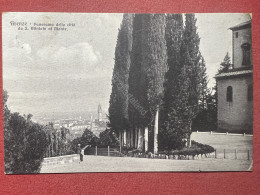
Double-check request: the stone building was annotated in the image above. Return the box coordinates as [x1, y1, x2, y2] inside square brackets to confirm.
[215, 20, 253, 133]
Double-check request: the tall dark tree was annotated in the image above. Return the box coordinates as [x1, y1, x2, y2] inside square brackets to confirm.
[4, 90, 49, 174]
[191, 54, 218, 133]
[3, 90, 10, 125]
[109, 14, 134, 136]
[165, 43, 194, 149]
[160, 14, 203, 150]
[159, 14, 184, 150]
[128, 14, 145, 131]
[128, 14, 151, 150]
[180, 13, 201, 146]
[162, 14, 183, 119]
[198, 55, 209, 110]
[99, 128, 119, 147]
[141, 14, 168, 153]
[218, 52, 232, 74]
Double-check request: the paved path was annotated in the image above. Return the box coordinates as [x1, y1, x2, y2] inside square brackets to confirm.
[40, 155, 252, 173]
[191, 132, 253, 150]
[40, 132, 253, 173]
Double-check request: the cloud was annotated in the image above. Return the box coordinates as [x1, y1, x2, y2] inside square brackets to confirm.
[3, 39, 33, 79]
[34, 42, 102, 79]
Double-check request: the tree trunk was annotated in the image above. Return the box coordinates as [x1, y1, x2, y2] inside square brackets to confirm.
[154, 106, 159, 154]
[123, 129, 127, 146]
[188, 120, 193, 147]
[130, 128, 134, 148]
[135, 128, 138, 149]
[144, 127, 149, 152]
[127, 130, 130, 148]
[119, 131, 122, 151]
[138, 128, 144, 150]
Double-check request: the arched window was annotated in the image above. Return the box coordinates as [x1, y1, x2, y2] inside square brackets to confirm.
[227, 86, 233, 102]
[248, 84, 253, 101]
[241, 43, 251, 65]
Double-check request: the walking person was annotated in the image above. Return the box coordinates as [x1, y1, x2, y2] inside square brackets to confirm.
[77, 144, 83, 162]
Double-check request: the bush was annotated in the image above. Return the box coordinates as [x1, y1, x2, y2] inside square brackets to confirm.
[158, 141, 215, 158]
[71, 128, 99, 153]
[98, 128, 119, 147]
[4, 113, 48, 174]
[121, 147, 142, 156]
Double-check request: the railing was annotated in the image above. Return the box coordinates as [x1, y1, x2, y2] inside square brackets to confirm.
[195, 131, 253, 137]
[84, 146, 125, 157]
[212, 149, 252, 160]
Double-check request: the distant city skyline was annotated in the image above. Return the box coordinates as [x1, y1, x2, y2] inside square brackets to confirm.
[3, 13, 251, 120]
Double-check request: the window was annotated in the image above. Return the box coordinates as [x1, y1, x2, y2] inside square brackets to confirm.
[227, 86, 233, 102]
[235, 32, 238, 38]
[241, 43, 251, 65]
[248, 84, 253, 101]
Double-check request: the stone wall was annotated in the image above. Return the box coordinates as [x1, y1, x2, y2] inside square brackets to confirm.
[217, 76, 253, 133]
[233, 27, 252, 68]
[42, 154, 79, 166]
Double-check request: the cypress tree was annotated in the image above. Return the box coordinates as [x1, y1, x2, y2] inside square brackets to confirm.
[141, 14, 168, 153]
[198, 55, 209, 110]
[181, 13, 202, 145]
[218, 52, 232, 74]
[109, 14, 134, 137]
[159, 14, 184, 150]
[128, 14, 144, 130]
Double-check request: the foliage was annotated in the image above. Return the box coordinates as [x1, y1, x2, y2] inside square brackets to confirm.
[160, 14, 185, 150]
[217, 52, 232, 74]
[99, 128, 119, 147]
[3, 90, 73, 173]
[3, 90, 10, 125]
[44, 125, 73, 157]
[181, 13, 201, 124]
[4, 90, 48, 174]
[71, 128, 99, 153]
[128, 14, 147, 128]
[162, 14, 183, 120]
[159, 141, 215, 157]
[122, 141, 215, 158]
[109, 14, 210, 151]
[173, 14, 202, 144]
[141, 14, 168, 119]
[4, 111, 48, 174]
[109, 13, 134, 135]
[122, 148, 142, 156]
[192, 91, 218, 132]
[198, 55, 210, 110]
[159, 14, 208, 150]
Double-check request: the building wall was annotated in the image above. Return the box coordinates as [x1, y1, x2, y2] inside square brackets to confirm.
[217, 76, 253, 133]
[233, 27, 252, 68]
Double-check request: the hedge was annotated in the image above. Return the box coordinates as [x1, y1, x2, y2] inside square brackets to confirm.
[159, 141, 215, 158]
[122, 141, 215, 159]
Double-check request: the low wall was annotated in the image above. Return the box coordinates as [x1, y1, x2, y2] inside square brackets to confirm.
[42, 154, 79, 166]
[194, 131, 253, 137]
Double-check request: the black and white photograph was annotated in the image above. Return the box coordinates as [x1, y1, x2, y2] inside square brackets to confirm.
[2, 12, 253, 174]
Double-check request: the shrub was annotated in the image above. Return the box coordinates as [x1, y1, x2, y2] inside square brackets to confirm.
[158, 141, 215, 159]
[98, 128, 119, 148]
[4, 113, 48, 174]
[71, 128, 98, 153]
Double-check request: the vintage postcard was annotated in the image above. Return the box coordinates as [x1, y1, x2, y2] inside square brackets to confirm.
[2, 12, 253, 174]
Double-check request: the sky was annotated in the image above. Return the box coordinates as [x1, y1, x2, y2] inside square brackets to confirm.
[2, 13, 251, 121]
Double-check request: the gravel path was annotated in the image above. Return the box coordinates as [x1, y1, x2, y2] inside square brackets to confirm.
[40, 155, 252, 173]
[40, 132, 253, 173]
